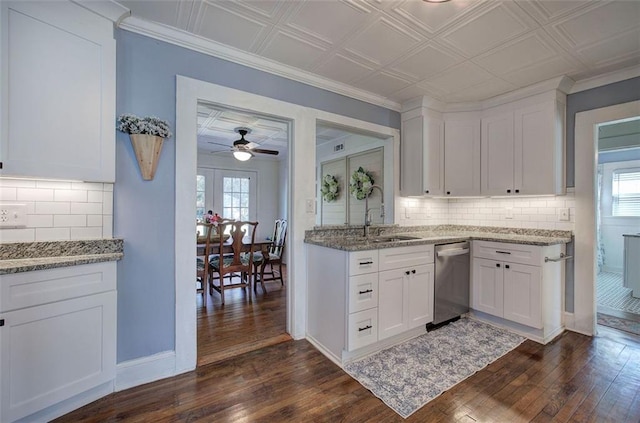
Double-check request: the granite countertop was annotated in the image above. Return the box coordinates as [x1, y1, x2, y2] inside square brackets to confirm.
[0, 239, 124, 275]
[304, 225, 572, 251]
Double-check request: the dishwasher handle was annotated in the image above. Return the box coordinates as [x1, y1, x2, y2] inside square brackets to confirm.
[436, 248, 470, 258]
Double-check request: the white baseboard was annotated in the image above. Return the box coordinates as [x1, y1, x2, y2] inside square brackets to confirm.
[15, 381, 113, 423]
[306, 335, 342, 368]
[115, 350, 177, 392]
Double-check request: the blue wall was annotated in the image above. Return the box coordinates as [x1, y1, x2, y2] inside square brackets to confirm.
[114, 29, 400, 362]
[566, 77, 640, 187]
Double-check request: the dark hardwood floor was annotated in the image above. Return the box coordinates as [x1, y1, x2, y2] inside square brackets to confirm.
[55, 288, 640, 423]
[197, 266, 290, 366]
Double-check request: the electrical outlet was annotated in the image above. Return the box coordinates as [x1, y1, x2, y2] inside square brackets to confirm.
[0, 204, 28, 228]
[505, 207, 514, 219]
[305, 199, 315, 214]
[558, 208, 570, 221]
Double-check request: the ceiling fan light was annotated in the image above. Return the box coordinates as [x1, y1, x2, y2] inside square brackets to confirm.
[233, 150, 253, 161]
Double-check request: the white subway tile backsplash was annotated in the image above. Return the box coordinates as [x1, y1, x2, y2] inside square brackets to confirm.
[0, 187, 17, 201]
[1, 180, 114, 243]
[71, 202, 102, 215]
[0, 228, 35, 242]
[71, 227, 103, 240]
[27, 214, 54, 228]
[87, 190, 103, 203]
[87, 215, 103, 227]
[36, 228, 70, 241]
[54, 215, 87, 227]
[36, 180, 72, 189]
[55, 189, 87, 202]
[17, 188, 54, 201]
[35, 202, 71, 215]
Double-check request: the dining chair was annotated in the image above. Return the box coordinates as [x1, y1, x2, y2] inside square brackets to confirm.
[254, 219, 287, 294]
[196, 222, 215, 304]
[209, 221, 258, 305]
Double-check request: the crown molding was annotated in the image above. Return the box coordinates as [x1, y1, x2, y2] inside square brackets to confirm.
[570, 65, 640, 94]
[118, 16, 402, 112]
[71, 0, 130, 24]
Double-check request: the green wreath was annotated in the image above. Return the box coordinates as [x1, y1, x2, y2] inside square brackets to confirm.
[349, 167, 374, 200]
[321, 174, 340, 202]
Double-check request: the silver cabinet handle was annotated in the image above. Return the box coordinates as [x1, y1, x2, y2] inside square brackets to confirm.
[545, 253, 573, 262]
[437, 248, 469, 257]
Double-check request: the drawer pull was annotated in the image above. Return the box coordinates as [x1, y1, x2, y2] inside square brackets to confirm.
[411, 269, 416, 274]
[496, 250, 511, 255]
[358, 289, 373, 295]
[0, 319, 4, 327]
[358, 325, 372, 332]
[359, 261, 373, 265]
[405, 270, 410, 275]
[545, 253, 573, 263]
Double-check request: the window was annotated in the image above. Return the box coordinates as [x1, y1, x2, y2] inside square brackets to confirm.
[612, 168, 640, 217]
[196, 174, 206, 221]
[223, 176, 250, 221]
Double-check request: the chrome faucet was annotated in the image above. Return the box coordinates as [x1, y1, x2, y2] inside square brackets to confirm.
[364, 185, 385, 237]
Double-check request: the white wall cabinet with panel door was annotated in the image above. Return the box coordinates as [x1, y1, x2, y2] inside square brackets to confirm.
[471, 240, 564, 344]
[0, 262, 117, 423]
[481, 92, 566, 196]
[399, 109, 444, 197]
[0, 1, 116, 181]
[443, 114, 481, 197]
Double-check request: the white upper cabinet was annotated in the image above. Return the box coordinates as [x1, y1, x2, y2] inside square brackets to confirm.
[481, 95, 566, 196]
[400, 111, 444, 197]
[0, 1, 116, 182]
[443, 115, 481, 197]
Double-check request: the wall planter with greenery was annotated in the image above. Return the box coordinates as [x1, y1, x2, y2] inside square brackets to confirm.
[117, 114, 172, 180]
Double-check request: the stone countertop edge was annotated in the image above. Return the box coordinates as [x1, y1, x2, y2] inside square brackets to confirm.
[623, 233, 640, 238]
[0, 238, 124, 275]
[304, 231, 572, 251]
[0, 253, 124, 275]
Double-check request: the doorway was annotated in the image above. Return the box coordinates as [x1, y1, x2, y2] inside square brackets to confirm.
[195, 104, 290, 365]
[574, 100, 640, 337]
[595, 119, 640, 336]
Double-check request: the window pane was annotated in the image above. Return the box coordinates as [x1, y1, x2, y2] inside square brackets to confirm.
[224, 177, 233, 192]
[241, 178, 249, 192]
[613, 168, 640, 217]
[241, 193, 248, 208]
[196, 175, 205, 191]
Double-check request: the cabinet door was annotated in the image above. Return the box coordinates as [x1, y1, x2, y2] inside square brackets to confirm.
[0, 292, 116, 423]
[503, 262, 542, 328]
[472, 258, 504, 317]
[400, 116, 424, 197]
[423, 117, 444, 196]
[514, 102, 563, 195]
[481, 112, 514, 196]
[408, 264, 434, 328]
[0, 1, 116, 181]
[378, 269, 407, 340]
[444, 119, 481, 196]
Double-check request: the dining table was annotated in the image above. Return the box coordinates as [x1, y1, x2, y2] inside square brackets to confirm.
[197, 236, 272, 256]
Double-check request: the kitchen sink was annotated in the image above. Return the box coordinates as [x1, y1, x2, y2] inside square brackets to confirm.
[369, 235, 422, 243]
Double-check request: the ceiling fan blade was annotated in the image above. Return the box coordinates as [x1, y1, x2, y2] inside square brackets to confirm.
[252, 148, 279, 156]
[245, 141, 259, 149]
[207, 141, 232, 148]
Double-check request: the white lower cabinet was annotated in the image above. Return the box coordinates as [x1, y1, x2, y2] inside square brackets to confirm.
[473, 258, 541, 328]
[379, 263, 434, 340]
[306, 243, 434, 364]
[471, 241, 563, 343]
[0, 262, 117, 423]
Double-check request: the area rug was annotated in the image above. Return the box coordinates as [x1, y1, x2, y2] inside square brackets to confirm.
[598, 313, 640, 336]
[343, 318, 525, 419]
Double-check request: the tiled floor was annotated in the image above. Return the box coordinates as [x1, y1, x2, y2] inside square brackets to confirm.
[597, 271, 640, 315]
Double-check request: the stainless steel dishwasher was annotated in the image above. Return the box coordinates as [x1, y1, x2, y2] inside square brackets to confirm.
[431, 242, 470, 327]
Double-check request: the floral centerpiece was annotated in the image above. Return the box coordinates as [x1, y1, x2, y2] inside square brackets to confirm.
[117, 114, 172, 181]
[349, 167, 374, 200]
[321, 174, 340, 202]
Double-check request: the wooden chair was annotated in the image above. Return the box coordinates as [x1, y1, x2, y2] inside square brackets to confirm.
[254, 219, 287, 294]
[209, 221, 258, 305]
[196, 222, 215, 304]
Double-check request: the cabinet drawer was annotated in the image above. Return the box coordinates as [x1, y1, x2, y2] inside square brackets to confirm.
[473, 241, 541, 266]
[0, 262, 116, 312]
[348, 273, 378, 313]
[347, 308, 378, 351]
[349, 250, 378, 276]
[378, 244, 434, 272]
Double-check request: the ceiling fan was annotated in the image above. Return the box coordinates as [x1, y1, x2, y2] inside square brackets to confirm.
[208, 127, 279, 161]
